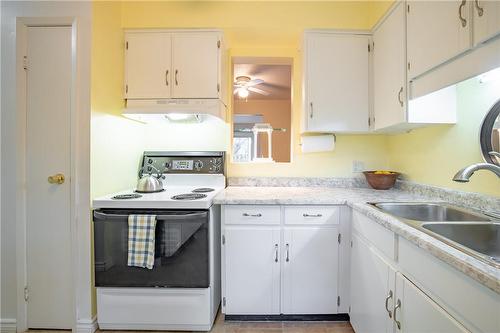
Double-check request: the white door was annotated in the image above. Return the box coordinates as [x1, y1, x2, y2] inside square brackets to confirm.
[373, 2, 407, 130]
[472, 0, 500, 45]
[124, 32, 171, 99]
[26, 26, 73, 329]
[407, 1, 471, 79]
[224, 226, 280, 315]
[350, 233, 394, 333]
[172, 33, 220, 98]
[395, 273, 470, 333]
[304, 33, 370, 132]
[282, 226, 339, 314]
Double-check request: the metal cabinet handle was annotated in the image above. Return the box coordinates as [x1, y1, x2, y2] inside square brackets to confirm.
[393, 299, 402, 330]
[398, 87, 404, 107]
[274, 244, 279, 262]
[459, 0, 467, 27]
[474, 0, 484, 17]
[165, 70, 169, 86]
[242, 213, 262, 217]
[285, 243, 290, 262]
[175, 69, 179, 85]
[309, 102, 313, 119]
[48, 173, 65, 185]
[385, 290, 393, 318]
[303, 213, 323, 217]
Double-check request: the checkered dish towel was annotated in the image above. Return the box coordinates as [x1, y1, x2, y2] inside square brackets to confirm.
[127, 214, 157, 269]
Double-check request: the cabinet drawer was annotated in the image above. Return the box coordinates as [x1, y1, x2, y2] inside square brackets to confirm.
[284, 206, 339, 225]
[352, 210, 396, 260]
[224, 205, 281, 225]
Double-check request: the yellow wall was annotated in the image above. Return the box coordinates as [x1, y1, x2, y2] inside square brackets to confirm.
[388, 75, 500, 197]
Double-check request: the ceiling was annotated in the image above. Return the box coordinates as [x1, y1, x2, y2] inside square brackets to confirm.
[234, 64, 292, 100]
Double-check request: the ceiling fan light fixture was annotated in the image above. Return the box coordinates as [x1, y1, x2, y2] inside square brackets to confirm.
[237, 87, 249, 98]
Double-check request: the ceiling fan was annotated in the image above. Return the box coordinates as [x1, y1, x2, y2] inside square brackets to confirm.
[233, 75, 270, 98]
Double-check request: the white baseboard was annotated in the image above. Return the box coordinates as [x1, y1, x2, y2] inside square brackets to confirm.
[0, 319, 17, 333]
[76, 316, 97, 333]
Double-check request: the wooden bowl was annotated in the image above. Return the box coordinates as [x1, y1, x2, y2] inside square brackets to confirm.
[363, 171, 400, 190]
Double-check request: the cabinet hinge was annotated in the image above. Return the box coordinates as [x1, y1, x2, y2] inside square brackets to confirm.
[368, 117, 371, 127]
[223, 297, 226, 306]
[217, 40, 221, 49]
[217, 83, 220, 93]
[23, 56, 28, 71]
[407, 4, 410, 13]
[372, 42, 375, 52]
[222, 235, 225, 245]
[349, 306, 351, 313]
[338, 233, 341, 244]
[337, 296, 340, 307]
[125, 84, 128, 94]
[126, 41, 129, 50]
[407, 62, 411, 71]
[368, 43, 371, 52]
[24, 286, 29, 302]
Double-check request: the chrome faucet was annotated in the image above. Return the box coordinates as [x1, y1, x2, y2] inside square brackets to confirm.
[452, 163, 500, 182]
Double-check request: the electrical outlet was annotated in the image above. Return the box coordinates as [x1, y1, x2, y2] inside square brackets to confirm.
[352, 160, 365, 173]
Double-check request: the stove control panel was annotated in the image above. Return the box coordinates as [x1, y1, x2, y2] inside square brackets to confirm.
[140, 152, 225, 176]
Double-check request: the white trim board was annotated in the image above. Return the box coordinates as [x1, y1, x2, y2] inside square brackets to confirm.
[0, 319, 17, 333]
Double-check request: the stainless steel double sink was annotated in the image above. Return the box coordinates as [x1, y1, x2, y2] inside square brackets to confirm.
[369, 202, 499, 268]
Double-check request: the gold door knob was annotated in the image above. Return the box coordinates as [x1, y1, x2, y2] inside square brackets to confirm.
[48, 173, 65, 184]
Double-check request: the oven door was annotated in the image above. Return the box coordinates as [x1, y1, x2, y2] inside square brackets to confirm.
[93, 209, 209, 288]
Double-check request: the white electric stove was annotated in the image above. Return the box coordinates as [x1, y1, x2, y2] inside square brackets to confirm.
[92, 151, 225, 331]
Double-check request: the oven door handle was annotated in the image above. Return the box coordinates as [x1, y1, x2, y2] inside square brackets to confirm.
[93, 211, 208, 222]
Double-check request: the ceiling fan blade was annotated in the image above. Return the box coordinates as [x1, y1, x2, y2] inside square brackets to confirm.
[248, 87, 270, 96]
[246, 79, 264, 87]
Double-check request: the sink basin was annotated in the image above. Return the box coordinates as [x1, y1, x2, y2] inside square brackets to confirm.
[371, 202, 490, 222]
[422, 223, 500, 264]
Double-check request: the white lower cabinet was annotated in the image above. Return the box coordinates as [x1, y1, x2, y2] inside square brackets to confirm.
[222, 205, 342, 315]
[282, 226, 339, 314]
[224, 226, 281, 315]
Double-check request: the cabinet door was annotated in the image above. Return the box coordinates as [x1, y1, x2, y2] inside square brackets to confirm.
[407, 1, 471, 79]
[395, 273, 470, 333]
[350, 233, 394, 333]
[172, 33, 220, 98]
[224, 226, 280, 315]
[473, 0, 500, 45]
[282, 226, 338, 314]
[373, 3, 407, 130]
[304, 33, 369, 132]
[125, 32, 171, 99]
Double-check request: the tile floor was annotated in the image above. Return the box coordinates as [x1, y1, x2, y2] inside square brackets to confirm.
[28, 312, 354, 333]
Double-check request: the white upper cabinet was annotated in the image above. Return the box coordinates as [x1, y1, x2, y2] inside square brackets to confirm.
[373, 2, 407, 131]
[472, 0, 500, 45]
[125, 30, 222, 100]
[303, 32, 370, 133]
[125, 32, 172, 99]
[407, 1, 472, 80]
[172, 33, 220, 98]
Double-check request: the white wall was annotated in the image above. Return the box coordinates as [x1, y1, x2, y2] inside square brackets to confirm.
[0, 1, 92, 330]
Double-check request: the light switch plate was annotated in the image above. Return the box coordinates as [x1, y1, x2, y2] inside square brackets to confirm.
[352, 160, 365, 173]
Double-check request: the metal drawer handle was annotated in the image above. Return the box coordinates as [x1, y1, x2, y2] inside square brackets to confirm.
[303, 213, 323, 218]
[397, 86, 404, 107]
[385, 290, 393, 318]
[459, 0, 467, 27]
[165, 70, 169, 86]
[242, 213, 262, 217]
[285, 243, 290, 262]
[274, 244, 279, 262]
[175, 69, 179, 85]
[393, 299, 402, 330]
[474, 0, 484, 17]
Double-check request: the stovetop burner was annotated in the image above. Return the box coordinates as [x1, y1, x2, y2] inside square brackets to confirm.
[192, 188, 215, 193]
[171, 193, 208, 200]
[112, 193, 142, 200]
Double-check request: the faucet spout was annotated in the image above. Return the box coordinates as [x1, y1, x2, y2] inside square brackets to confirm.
[452, 163, 500, 182]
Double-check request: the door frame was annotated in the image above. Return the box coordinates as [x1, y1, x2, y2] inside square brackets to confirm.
[15, 17, 92, 332]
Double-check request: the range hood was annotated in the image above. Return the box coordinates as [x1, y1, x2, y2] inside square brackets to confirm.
[123, 99, 227, 123]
